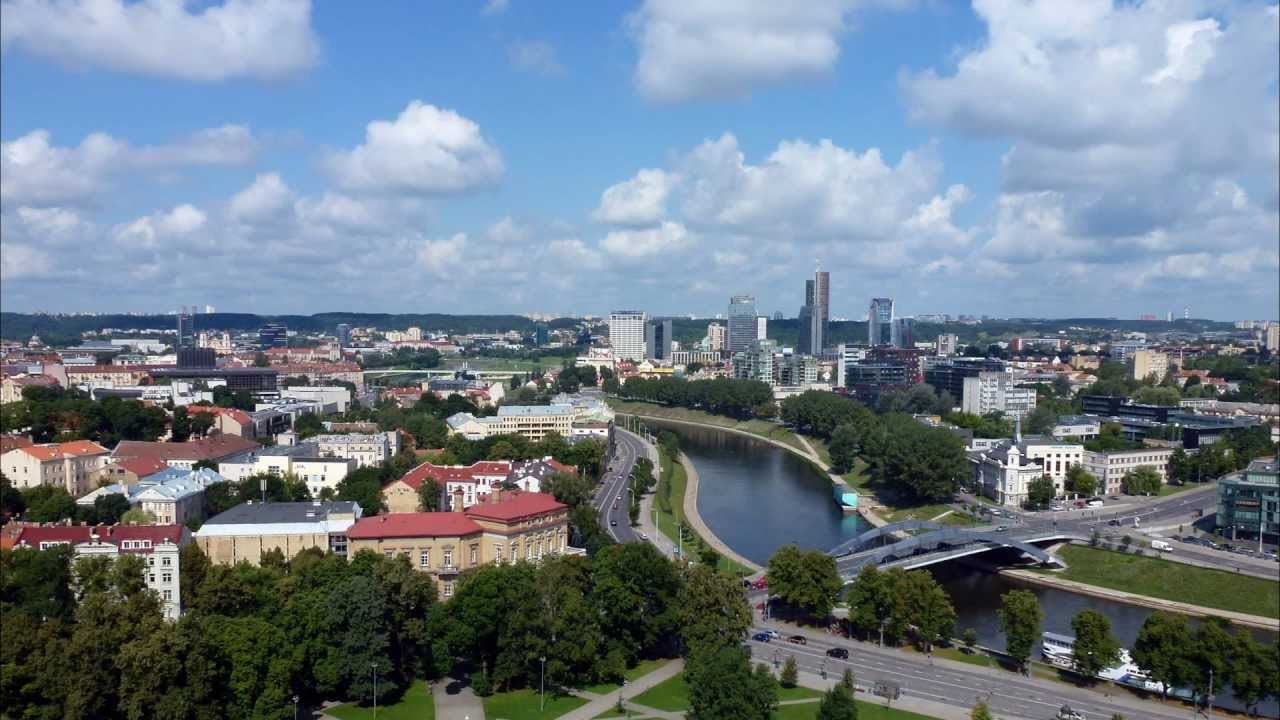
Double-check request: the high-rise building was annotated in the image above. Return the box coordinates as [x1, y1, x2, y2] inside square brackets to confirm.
[868, 298, 894, 346]
[726, 296, 758, 353]
[336, 324, 352, 347]
[1268, 325, 1280, 353]
[937, 334, 959, 356]
[1129, 350, 1169, 382]
[756, 316, 768, 341]
[797, 271, 830, 356]
[706, 323, 726, 352]
[732, 339, 777, 384]
[176, 308, 194, 349]
[644, 318, 673, 361]
[258, 323, 288, 350]
[962, 372, 1038, 419]
[533, 323, 549, 347]
[892, 318, 914, 349]
[608, 310, 647, 361]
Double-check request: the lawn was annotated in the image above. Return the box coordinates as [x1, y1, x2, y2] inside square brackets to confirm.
[1156, 482, 1206, 497]
[483, 688, 588, 720]
[327, 681, 434, 720]
[445, 357, 545, 372]
[1039, 544, 1280, 618]
[580, 658, 673, 695]
[934, 646, 1000, 670]
[777, 686, 823, 701]
[610, 400, 805, 454]
[629, 672, 690, 712]
[772, 699, 942, 720]
[882, 503, 957, 524]
[809, 440, 873, 489]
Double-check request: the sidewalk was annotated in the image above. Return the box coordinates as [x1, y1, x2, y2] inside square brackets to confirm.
[559, 659, 685, 720]
[433, 676, 485, 720]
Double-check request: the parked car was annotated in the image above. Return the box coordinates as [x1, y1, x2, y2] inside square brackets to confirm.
[995, 525, 1010, 532]
[766, 630, 781, 639]
[610, 520, 617, 526]
[787, 635, 807, 645]
[826, 647, 849, 659]
[1086, 499, 1104, 508]
[752, 632, 771, 642]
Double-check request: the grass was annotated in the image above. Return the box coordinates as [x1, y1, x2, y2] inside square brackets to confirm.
[1156, 482, 1204, 497]
[610, 400, 805, 454]
[773, 699, 942, 720]
[1037, 544, 1280, 618]
[629, 672, 691, 712]
[483, 688, 589, 720]
[882, 503, 956, 524]
[777, 686, 824, 701]
[934, 646, 1000, 669]
[580, 658, 673, 695]
[651, 447, 754, 577]
[326, 681, 434, 720]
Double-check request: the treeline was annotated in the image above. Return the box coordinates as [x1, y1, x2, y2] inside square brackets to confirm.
[781, 391, 969, 502]
[1, 386, 167, 445]
[616, 377, 775, 420]
[0, 539, 759, 719]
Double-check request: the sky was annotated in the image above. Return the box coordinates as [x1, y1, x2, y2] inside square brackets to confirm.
[1, 0, 1277, 321]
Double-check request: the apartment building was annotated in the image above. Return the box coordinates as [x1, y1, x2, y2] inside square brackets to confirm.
[1083, 447, 1175, 496]
[1129, 350, 1169, 382]
[77, 467, 226, 526]
[194, 500, 363, 566]
[1, 440, 111, 496]
[112, 435, 260, 471]
[14, 524, 187, 620]
[346, 491, 569, 599]
[218, 443, 355, 498]
[445, 405, 574, 442]
[313, 432, 398, 468]
[961, 372, 1038, 419]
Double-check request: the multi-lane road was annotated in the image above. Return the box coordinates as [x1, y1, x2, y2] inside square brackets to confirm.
[746, 624, 1194, 720]
[593, 430, 647, 543]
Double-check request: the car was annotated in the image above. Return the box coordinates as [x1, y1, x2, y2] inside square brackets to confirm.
[1074, 500, 1087, 509]
[766, 630, 781, 639]
[1181, 536, 1200, 544]
[610, 520, 617, 526]
[995, 525, 1010, 532]
[787, 635, 807, 645]
[1086, 499, 1104, 508]
[639, 533, 648, 541]
[826, 647, 849, 659]
[958, 646, 976, 655]
[617, 494, 622, 500]
[752, 632, 771, 642]
[1057, 706, 1086, 720]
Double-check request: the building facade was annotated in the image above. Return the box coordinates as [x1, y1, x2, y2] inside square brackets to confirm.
[445, 404, 575, 442]
[1129, 350, 1169, 382]
[194, 501, 362, 566]
[797, 270, 830, 356]
[726, 295, 758, 353]
[1216, 458, 1278, 542]
[644, 318, 673, 361]
[961, 372, 1038, 419]
[608, 310, 647, 362]
[1083, 447, 1175, 496]
[868, 298, 894, 346]
[732, 339, 777, 384]
[1, 440, 111, 496]
[706, 323, 726, 352]
[313, 432, 397, 468]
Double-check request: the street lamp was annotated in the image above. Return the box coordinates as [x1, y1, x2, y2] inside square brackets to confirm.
[292, 695, 298, 720]
[371, 663, 378, 718]
[540, 656, 547, 711]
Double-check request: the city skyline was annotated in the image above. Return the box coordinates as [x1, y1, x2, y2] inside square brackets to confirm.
[1, 1, 1277, 320]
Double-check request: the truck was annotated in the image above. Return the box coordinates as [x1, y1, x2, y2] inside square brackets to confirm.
[1150, 539, 1172, 552]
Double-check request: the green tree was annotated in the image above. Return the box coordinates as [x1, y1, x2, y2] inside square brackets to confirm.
[846, 566, 899, 643]
[190, 411, 215, 438]
[897, 571, 955, 652]
[591, 542, 680, 665]
[1, 474, 26, 517]
[1070, 609, 1121, 680]
[997, 590, 1042, 672]
[171, 406, 192, 442]
[766, 545, 841, 619]
[780, 654, 798, 688]
[1187, 618, 1235, 709]
[119, 508, 158, 524]
[686, 647, 777, 720]
[293, 413, 325, 438]
[970, 700, 993, 720]
[1227, 629, 1272, 715]
[416, 477, 441, 511]
[21, 485, 77, 522]
[1121, 465, 1162, 496]
[678, 564, 751, 658]
[1065, 464, 1098, 497]
[337, 467, 385, 515]
[828, 422, 862, 474]
[1133, 385, 1181, 406]
[1131, 612, 1194, 701]
[1026, 475, 1056, 509]
[253, 352, 270, 367]
[816, 682, 858, 720]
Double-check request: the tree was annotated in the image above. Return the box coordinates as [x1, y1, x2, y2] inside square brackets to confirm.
[1071, 609, 1121, 680]
[1131, 612, 1193, 701]
[171, 406, 192, 442]
[120, 508, 158, 524]
[591, 543, 680, 665]
[962, 628, 979, 647]
[766, 545, 842, 619]
[839, 667, 855, 691]
[897, 571, 955, 652]
[253, 352, 270, 367]
[970, 700, 993, 720]
[293, 413, 325, 438]
[90, 493, 131, 525]
[816, 681, 858, 720]
[416, 477, 442, 511]
[846, 566, 899, 642]
[337, 467, 385, 515]
[189, 411, 216, 438]
[780, 654, 798, 688]
[997, 590, 1042, 672]
[1187, 618, 1235, 709]
[1026, 475, 1056, 509]
[1121, 465, 1162, 496]
[1227, 630, 1272, 715]
[1065, 464, 1098, 497]
[686, 647, 777, 720]
[828, 422, 862, 474]
[1133, 386, 1181, 406]
[21, 485, 77, 522]
[678, 564, 751, 658]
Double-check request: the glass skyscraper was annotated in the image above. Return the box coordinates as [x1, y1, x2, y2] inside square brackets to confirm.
[868, 297, 894, 346]
[726, 295, 758, 354]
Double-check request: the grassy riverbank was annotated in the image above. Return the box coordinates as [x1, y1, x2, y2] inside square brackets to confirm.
[610, 399, 807, 453]
[653, 450, 754, 576]
[1037, 545, 1280, 619]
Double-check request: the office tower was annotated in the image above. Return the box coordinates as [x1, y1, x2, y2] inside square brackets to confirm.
[798, 270, 830, 355]
[176, 307, 194, 348]
[706, 323, 726, 352]
[868, 298, 894, 346]
[177, 347, 217, 369]
[534, 323, 549, 347]
[644, 318, 673, 360]
[336, 323, 352, 346]
[258, 323, 288, 349]
[937, 334, 959, 356]
[726, 295, 758, 353]
[608, 310, 647, 361]
[756, 316, 768, 341]
[892, 318, 914, 348]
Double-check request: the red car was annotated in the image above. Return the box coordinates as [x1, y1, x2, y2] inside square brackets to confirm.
[753, 577, 768, 590]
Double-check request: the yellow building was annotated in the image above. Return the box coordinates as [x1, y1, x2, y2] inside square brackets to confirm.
[1129, 350, 1169, 382]
[194, 500, 362, 566]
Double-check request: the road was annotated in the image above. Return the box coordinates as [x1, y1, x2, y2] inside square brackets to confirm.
[746, 624, 1193, 720]
[594, 430, 645, 543]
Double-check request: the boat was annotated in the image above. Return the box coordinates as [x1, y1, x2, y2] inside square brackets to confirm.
[1040, 632, 1194, 699]
[832, 482, 858, 514]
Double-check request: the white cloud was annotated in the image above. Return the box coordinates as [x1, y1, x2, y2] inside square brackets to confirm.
[229, 173, 294, 223]
[600, 221, 691, 258]
[1, 125, 257, 206]
[547, 238, 603, 270]
[0, 242, 53, 280]
[593, 168, 674, 225]
[325, 101, 504, 194]
[13, 206, 95, 247]
[114, 204, 207, 249]
[418, 233, 467, 276]
[0, 0, 320, 82]
[486, 216, 530, 244]
[629, 0, 893, 102]
[508, 41, 563, 75]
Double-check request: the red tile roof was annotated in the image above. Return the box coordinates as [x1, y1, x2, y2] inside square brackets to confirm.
[14, 523, 186, 550]
[13, 440, 110, 461]
[0, 435, 33, 454]
[395, 460, 513, 489]
[112, 435, 259, 463]
[347, 512, 482, 539]
[186, 405, 252, 426]
[109, 456, 172, 478]
[464, 492, 566, 522]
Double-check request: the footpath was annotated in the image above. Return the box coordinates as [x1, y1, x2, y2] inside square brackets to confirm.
[558, 659, 685, 720]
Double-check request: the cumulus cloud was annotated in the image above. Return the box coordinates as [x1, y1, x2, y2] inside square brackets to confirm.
[229, 173, 294, 223]
[0, 0, 320, 81]
[547, 238, 604, 270]
[418, 233, 468, 276]
[1, 125, 258, 206]
[325, 101, 504, 194]
[593, 168, 674, 225]
[112, 204, 208, 252]
[600, 221, 691, 259]
[630, 0, 897, 102]
[508, 41, 563, 75]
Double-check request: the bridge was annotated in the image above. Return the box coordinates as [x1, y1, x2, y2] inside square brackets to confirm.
[829, 521, 1085, 580]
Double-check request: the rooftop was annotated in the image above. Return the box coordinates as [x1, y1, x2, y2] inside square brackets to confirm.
[198, 500, 361, 527]
[396, 460, 514, 489]
[347, 512, 483, 539]
[15, 523, 186, 550]
[113, 435, 260, 463]
[464, 491, 566, 522]
[497, 404, 573, 417]
[7, 439, 110, 461]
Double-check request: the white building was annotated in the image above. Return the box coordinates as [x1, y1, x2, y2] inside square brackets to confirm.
[1, 440, 111, 496]
[961, 372, 1038, 419]
[972, 443, 1046, 508]
[275, 385, 354, 413]
[77, 467, 227, 526]
[937, 334, 960, 357]
[446, 405, 576, 442]
[219, 443, 357, 497]
[756, 316, 768, 341]
[1083, 448, 1175, 496]
[1051, 416, 1101, 441]
[835, 343, 869, 390]
[313, 432, 398, 468]
[608, 310, 647, 362]
[706, 323, 726, 352]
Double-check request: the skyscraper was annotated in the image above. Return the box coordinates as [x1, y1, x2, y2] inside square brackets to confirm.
[726, 295, 758, 353]
[892, 318, 914, 348]
[259, 323, 288, 349]
[336, 323, 352, 346]
[534, 323, 549, 347]
[797, 270, 829, 355]
[706, 322, 726, 352]
[868, 298, 894, 346]
[645, 318, 673, 360]
[608, 310, 647, 361]
[176, 307, 194, 349]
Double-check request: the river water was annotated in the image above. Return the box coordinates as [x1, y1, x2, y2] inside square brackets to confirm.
[656, 420, 1279, 717]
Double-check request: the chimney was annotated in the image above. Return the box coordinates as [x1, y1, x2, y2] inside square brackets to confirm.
[452, 487, 465, 513]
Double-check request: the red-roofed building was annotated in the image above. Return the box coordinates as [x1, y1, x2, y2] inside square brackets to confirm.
[185, 405, 255, 438]
[381, 460, 515, 513]
[1, 374, 60, 404]
[112, 435, 260, 471]
[87, 455, 172, 488]
[347, 490, 570, 598]
[14, 523, 189, 619]
[271, 362, 363, 390]
[1, 440, 111, 495]
[0, 435, 33, 455]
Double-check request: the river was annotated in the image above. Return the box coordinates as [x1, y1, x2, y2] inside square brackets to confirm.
[652, 419, 1279, 717]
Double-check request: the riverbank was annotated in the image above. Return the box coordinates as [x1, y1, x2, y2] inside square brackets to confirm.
[678, 452, 764, 573]
[1016, 544, 1279, 629]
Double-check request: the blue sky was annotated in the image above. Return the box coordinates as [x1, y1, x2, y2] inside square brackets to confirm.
[2, 0, 1277, 321]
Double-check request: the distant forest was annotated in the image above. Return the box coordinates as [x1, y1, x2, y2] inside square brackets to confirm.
[0, 311, 1235, 349]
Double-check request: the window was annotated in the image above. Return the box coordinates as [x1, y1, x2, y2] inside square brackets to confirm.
[163, 590, 171, 601]
[494, 545, 503, 564]
[443, 549, 453, 568]
[161, 572, 172, 584]
[384, 549, 395, 559]
[443, 581, 454, 598]
[149, 574, 156, 583]
[469, 545, 478, 566]
[419, 548, 431, 569]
